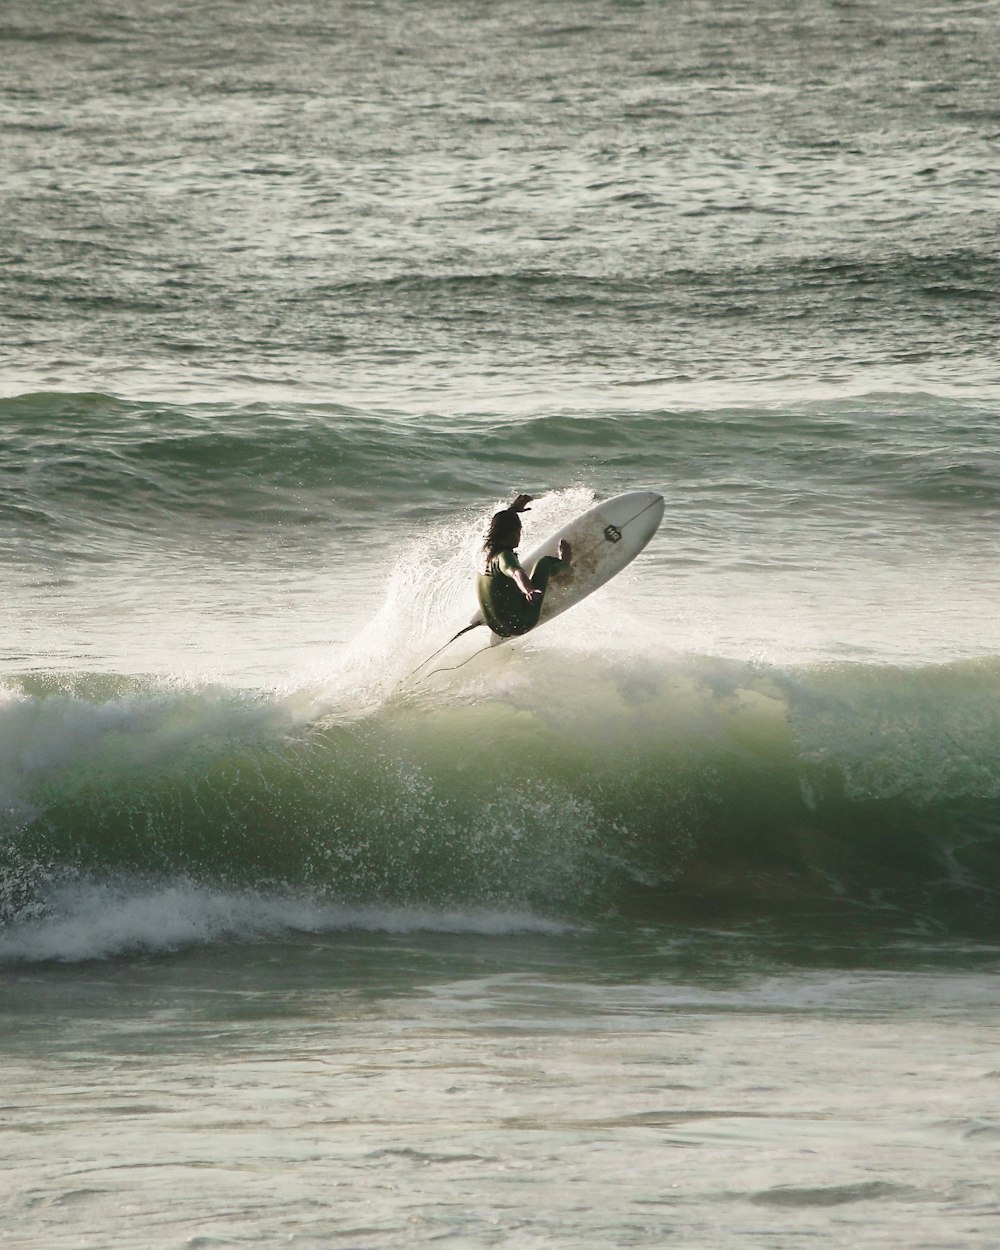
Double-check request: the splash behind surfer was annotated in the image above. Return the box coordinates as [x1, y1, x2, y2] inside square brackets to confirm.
[476, 494, 571, 637]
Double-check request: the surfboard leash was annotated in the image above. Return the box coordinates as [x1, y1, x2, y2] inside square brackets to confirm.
[404, 621, 486, 682]
[421, 638, 497, 679]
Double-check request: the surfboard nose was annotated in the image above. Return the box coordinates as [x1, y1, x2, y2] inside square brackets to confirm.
[624, 491, 664, 545]
[647, 493, 665, 531]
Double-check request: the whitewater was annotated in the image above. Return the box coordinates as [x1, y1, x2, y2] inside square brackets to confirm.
[3, 0, 1000, 1246]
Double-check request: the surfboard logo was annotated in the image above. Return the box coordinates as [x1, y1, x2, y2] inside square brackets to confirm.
[603, 524, 622, 543]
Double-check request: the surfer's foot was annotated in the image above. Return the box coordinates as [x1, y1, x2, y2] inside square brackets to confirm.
[558, 539, 572, 563]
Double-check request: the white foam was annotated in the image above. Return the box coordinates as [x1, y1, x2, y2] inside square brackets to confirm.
[0, 879, 574, 963]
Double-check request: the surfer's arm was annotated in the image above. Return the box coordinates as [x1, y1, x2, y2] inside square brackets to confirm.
[497, 550, 541, 602]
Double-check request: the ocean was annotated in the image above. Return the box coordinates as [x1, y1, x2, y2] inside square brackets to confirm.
[2, 0, 1000, 1245]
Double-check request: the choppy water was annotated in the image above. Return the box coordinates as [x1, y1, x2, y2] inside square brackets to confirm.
[3, 0, 1000, 1246]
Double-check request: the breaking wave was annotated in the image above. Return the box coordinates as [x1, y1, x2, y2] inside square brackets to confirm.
[2, 645, 999, 959]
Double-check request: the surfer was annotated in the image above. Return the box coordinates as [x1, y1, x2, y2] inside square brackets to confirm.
[476, 494, 572, 637]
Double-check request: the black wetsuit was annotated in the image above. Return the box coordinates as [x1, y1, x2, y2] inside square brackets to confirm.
[476, 549, 568, 638]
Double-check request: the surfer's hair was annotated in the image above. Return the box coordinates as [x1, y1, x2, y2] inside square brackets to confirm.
[483, 508, 522, 560]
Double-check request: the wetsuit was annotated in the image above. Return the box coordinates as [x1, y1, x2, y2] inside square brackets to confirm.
[476, 549, 569, 638]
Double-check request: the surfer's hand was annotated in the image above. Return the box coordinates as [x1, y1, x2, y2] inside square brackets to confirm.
[512, 569, 540, 601]
[558, 539, 572, 563]
[510, 493, 533, 512]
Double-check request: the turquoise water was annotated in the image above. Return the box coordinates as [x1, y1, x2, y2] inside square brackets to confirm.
[2, 0, 1000, 1246]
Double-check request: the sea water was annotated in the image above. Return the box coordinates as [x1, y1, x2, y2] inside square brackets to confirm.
[2, 1, 999, 1246]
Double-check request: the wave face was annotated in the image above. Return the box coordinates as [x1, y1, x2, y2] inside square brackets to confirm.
[3, 650, 999, 954]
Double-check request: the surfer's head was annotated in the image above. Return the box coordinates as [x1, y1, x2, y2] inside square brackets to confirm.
[483, 507, 522, 558]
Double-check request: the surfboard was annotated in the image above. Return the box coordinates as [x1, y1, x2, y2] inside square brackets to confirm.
[468, 490, 665, 635]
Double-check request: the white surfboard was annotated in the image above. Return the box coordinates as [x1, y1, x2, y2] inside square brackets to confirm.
[469, 490, 665, 634]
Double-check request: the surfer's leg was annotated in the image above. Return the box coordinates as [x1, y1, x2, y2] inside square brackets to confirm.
[498, 593, 542, 636]
[526, 554, 566, 595]
[490, 565, 556, 637]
